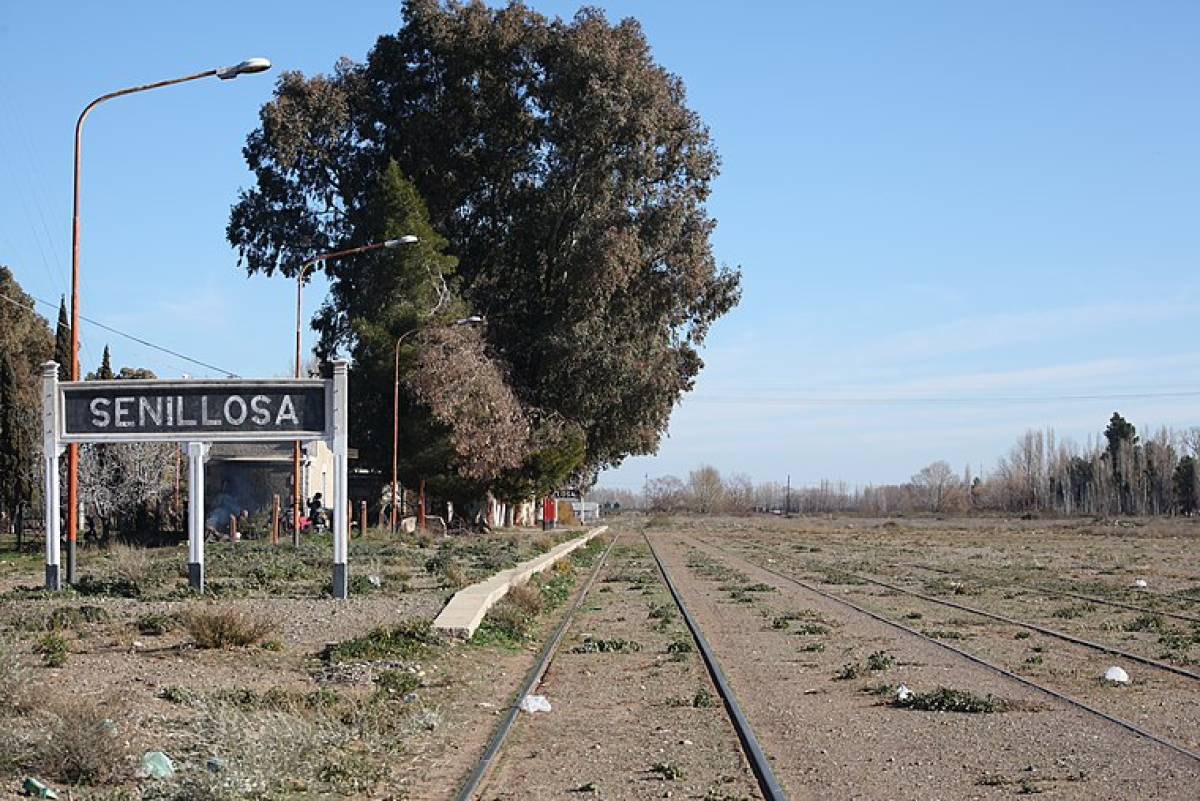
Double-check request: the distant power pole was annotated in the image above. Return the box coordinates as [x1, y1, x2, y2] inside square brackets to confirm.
[785, 475, 792, 518]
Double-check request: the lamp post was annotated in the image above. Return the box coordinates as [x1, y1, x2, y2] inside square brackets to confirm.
[292, 236, 418, 542]
[391, 315, 483, 531]
[66, 57, 271, 583]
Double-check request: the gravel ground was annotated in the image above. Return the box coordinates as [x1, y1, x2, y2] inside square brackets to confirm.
[2, 515, 1197, 800]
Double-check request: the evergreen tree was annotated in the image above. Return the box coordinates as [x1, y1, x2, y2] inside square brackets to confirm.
[96, 345, 114, 380]
[54, 297, 72, 377]
[1173, 456, 1198, 516]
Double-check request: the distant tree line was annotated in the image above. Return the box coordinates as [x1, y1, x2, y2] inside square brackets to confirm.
[593, 413, 1200, 518]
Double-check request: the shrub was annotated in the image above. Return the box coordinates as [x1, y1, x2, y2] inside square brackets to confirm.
[506, 582, 545, 617]
[36, 632, 69, 667]
[47, 605, 110, 631]
[135, 611, 182, 636]
[185, 608, 275, 649]
[324, 620, 440, 663]
[32, 695, 131, 785]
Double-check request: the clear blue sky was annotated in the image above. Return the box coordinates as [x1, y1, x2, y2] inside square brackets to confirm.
[2, 2, 1198, 491]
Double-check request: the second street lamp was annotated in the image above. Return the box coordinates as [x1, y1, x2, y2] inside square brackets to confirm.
[291, 236, 419, 542]
[391, 315, 483, 532]
[65, 57, 271, 586]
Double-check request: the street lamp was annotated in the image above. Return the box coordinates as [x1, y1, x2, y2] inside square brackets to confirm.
[66, 57, 272, 583]
[391, 315, 483, 531]
[292, 236, 419, 542]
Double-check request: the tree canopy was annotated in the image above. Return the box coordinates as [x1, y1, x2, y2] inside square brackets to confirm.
[0, 267, 54, 522]
[229, 0, 739, 498]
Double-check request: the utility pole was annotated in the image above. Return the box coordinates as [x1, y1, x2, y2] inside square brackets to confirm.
[785, 474, 792, 518]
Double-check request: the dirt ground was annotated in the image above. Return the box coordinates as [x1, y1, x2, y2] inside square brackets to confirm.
[1, 514, 1197, 799]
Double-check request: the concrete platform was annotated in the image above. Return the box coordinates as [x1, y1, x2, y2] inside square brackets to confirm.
[433, 525, 608, 639]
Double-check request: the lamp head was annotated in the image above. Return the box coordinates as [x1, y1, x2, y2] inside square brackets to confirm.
[384, 235, 420, 248]
[216, 57, 272, 80]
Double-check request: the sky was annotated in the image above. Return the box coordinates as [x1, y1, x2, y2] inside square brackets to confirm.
[2, 2, 1198, 494]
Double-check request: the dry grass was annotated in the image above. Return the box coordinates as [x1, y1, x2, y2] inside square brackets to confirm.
[184, 608, 276, 649]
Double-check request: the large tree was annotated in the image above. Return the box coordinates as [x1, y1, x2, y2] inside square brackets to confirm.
[229, 0, 739, 496]
[0, 267, 54, 528]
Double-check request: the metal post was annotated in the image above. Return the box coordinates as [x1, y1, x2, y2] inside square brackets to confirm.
[331, 361, 350, 598]
[187, 442, 209, 592]
[41, 362, 62, 591]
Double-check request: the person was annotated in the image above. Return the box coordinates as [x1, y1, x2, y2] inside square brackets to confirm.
[308, 493, 326, 531]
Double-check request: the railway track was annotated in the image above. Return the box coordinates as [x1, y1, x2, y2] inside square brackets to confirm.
[456, 529, 778, 800]
[453, 522, 1199, 799]
[688, 533, 1200, 762]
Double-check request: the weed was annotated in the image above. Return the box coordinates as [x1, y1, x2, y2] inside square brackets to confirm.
[375, 668, 421, 698]
[1051, 603, 1096, 619]
[73, 574, 142, 598]
[665, 638, 695, 661]
[894, 686, 1009, 713]
[792, 622, 830, 636]
[36, 632, 69, 667]
[1014, 631, 1032, 640]
[47, 604, 111, 631]
[836, 662, 864, 680]
[473, 600, 536, 647]
[159, 685, 193, 705]
[324, 620, 441, 662]
[921, 629, 969, 640]
[866, 650, 895, 671]
[648, 602, 677, 624]
[693, 688, 714, 708]
[135, 611, 181, 636]
[798, 641, 826, 653]
[185, 608, 276, 649]
[902, 611, 923, 621]
[1124, 613, 1165, 632]
[650, 761, 683, 780]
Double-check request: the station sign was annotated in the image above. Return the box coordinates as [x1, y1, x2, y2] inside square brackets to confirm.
[59, 379, 327, 443]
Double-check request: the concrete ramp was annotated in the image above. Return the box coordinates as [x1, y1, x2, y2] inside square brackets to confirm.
[433, 526, 607, 639]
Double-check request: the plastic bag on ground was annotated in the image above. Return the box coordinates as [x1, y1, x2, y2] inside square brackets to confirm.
[519, 694, 552, 713]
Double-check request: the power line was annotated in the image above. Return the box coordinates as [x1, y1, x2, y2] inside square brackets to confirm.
[687, 390, 1200, 407]
[0, 290, 238, 377]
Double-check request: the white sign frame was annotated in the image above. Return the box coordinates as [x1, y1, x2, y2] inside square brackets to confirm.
[42, 361, 354, 598]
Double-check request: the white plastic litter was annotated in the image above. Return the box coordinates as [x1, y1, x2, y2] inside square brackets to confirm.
[1133, 579, 1148, 589]
[1103, 665, 1130, 684]
[519, 694, 552, 713]
[895, 684, 914, 702]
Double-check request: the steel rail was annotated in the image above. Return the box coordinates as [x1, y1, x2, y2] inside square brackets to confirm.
[809, 564, 1200, 682]
[645, 529, 789, 801]
[896, 559, 1200, 626]
[454, 532, 620, 801]
[692, 536, 1200, 766]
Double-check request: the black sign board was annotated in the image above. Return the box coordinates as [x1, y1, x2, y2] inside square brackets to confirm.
[61, 380, 327, 442]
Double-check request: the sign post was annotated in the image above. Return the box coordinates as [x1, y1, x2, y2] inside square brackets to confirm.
[45, 361, 353, 598]
[41, 363, 63, 591]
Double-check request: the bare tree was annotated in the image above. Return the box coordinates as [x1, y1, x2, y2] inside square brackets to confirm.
[645, 475, 685, 513]
[687, 465, 726, 514]
[910, 460, 963, 513]
[724, 472, 755, 516]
